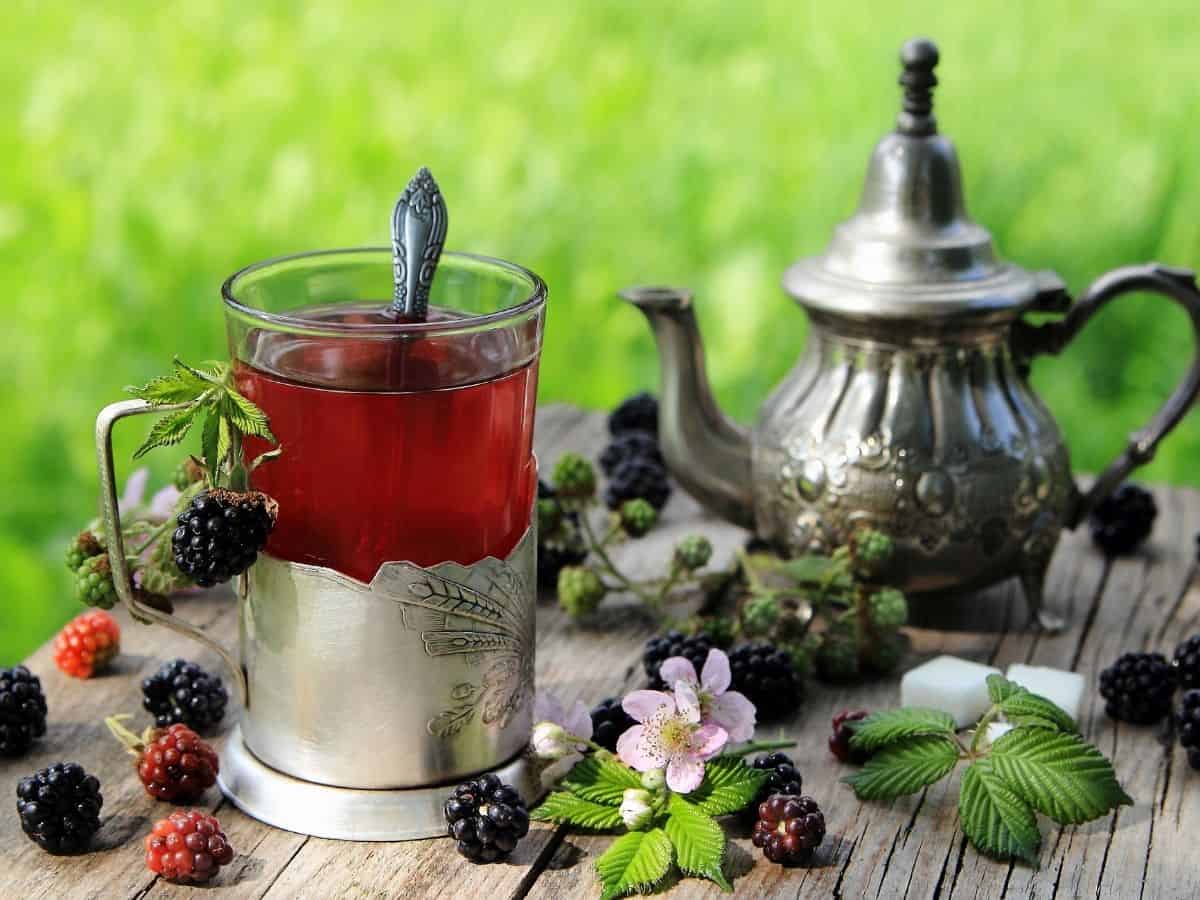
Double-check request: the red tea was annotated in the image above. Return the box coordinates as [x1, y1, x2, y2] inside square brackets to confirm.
[235, 303, 538, 581]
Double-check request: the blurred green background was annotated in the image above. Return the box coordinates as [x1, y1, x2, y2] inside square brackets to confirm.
[3, 0, 1199, 663]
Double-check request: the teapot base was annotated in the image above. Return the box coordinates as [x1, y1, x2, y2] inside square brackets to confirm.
[217, 725, 543, 841]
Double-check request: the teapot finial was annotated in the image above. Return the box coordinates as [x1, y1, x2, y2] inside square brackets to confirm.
[897, 38, 939, 136]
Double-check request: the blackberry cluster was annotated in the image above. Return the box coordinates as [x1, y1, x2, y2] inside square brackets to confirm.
[608, 392, 659, 437]
[1089, 483, 1157, 557]
[1173, 633, 1200, 690]
[729, 643, 803, 720]
[750, 752, 803, 806]
[1098, 651, 1175, 724]
[536, 480, 587, 589]
[828, 709, 872, 763]
[599, 431, 663, 476]
[1177, 690, 1200, 771]
[443, 774, 530, 863]
[590, 697, 636, 752]
[752, 794, 826, 866]
[601, 392, 671, 513]
[643, 631, 714, 688]
[0, 666, 48, 757]
[142, 659, 229, 732]
[172, 489, 276, 587]
[16, 762, 103, 854]
[605, 457, 671, 511]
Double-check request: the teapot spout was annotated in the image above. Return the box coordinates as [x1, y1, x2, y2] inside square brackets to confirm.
[620, 287, 755, 530]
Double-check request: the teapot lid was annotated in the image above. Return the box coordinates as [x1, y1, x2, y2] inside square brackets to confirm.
[783, 39, 1062, 321]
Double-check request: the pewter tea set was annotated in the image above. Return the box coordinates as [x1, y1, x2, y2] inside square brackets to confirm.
[91, 39, 1200, 840]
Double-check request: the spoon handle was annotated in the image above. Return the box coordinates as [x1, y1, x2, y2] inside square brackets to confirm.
[391, 167, 448, 320]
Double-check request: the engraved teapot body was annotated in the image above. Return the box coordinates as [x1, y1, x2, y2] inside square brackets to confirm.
[626, 40, 1200, 628]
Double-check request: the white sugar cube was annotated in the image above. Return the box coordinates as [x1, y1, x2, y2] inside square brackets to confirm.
[900, 655, 1002, 727]
[1005, 663, 1086, 723]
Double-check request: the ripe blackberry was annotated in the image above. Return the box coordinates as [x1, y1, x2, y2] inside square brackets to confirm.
[144, 810, 234, 883]
[443, 774, 530, 862]
[590, 697, 636, 752]
[0, 666, 48, 757]
[142, 659, 228, 732]
[1173, 634, 1200, 690]
[172, 489, 277, 587]
[828, 709, 872, 763]
[53, 610, 120, 679]
[729, 643, 803, 720]
[1098, 651, 1175, 724]
[599, 431, 663, 476]
[107, 716, 219, 802]
[16, 762, 103, 854]
[1090, 483, 1157, 557]
[643, 631, 714, 688]
[1177, 689, 1200, 771]
[752, 794, 826, 866]
[750, 752, 803, 806]
[608, 392, 658, 437]
[604, 457, 671, 511]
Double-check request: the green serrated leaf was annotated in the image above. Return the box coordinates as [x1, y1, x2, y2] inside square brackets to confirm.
[688, 756, 769, 816]
[595, 828, 673, 900]
[132, 407, 198, 459]
[848, 707, 957, 752]
[201, 411, 220, 477]
[959, 760, 1042, 865]
[217, 415, 232, 470]
[664, 794, 731, 892]
[531, 791, 624, 830]
[779, 555, 840, 584]
[989, 727, 1133, 825]
[842, 734, 960, 801]
[562, 753, 644, 806]
[222, 389, 278, 444]
[987, 676, 1078, 733]
[175, 356, 226, 385]
[125, 369, 208, 405]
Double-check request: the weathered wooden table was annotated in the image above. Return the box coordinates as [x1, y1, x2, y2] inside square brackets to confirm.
[3, 405, 1198, 899]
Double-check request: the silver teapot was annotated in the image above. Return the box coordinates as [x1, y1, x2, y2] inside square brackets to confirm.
[625, 39, 1200, 629]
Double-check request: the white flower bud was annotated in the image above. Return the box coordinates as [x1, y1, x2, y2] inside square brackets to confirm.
[620, 788, 655, 830]
[531, 721, 571, 760]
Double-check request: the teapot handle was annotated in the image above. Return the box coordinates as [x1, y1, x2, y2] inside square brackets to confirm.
[95, 399, 247, 706]
[1015, 263, 1200, 528]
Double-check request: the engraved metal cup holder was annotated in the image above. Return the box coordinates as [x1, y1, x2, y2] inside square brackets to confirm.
[95, 399, 541, 840]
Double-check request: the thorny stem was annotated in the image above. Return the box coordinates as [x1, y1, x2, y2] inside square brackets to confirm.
[579, 512, 657, 605]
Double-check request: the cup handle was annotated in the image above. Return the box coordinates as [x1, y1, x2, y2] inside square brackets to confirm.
[95, 399, 247, 706]
[1014, 263, 1200, 528]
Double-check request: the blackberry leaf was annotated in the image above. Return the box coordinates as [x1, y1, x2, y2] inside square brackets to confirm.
[989, 728, 1132, 825]
[133, 407, 196, 459]
[531, 792, 624, 830]
[848, 707, 957, 752]
[688, 757, 769, 816]
[595, 828, 673, 900]
[842, 735, 960, 801]
[988, 676, 1078, 734]
[665, 794, 731, 891]
[221, 391, 277, 443]
[561, 753, 644, 806]
[959, 760, 1042, 866]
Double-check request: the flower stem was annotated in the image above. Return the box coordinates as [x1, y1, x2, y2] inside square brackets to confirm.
[131, 519, 173, 556]
[579, 513, 658, 606]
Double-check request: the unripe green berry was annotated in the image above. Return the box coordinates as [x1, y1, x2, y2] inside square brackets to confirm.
[557, 566, 606, 617]
[741, 594, 781, 636]
[619, 499, 657, 537]
[850, 528, 895, 578]
[867, 587, 908, 629]
[863, 630, 908, 674]
[75, 554, 117, 610]
[673, 535, 713, 571]
[552, 453, 597, 500]
[816, 625, 860, 681]
[65, 530, 104, 572]
[689, 615, 736, 649]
